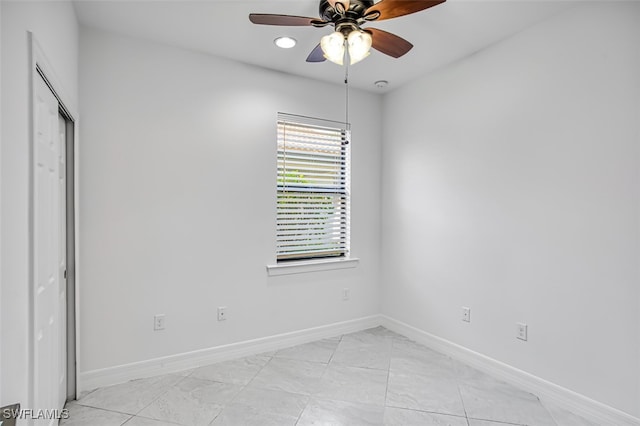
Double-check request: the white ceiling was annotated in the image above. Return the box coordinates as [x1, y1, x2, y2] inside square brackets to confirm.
[73, 0, 575, 93]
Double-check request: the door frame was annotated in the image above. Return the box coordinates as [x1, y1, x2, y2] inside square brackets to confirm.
[29, 33, 80, 408]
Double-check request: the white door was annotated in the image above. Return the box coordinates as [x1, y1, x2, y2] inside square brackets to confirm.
[33, 73, 66, 424]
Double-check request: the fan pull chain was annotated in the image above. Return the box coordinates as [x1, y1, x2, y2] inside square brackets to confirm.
[344, 58, 350, 127]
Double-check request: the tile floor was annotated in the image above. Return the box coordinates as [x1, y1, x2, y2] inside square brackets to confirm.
[63, 327, 600, 426]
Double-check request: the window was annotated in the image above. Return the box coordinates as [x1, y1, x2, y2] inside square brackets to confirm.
[276, 113, 350, 262]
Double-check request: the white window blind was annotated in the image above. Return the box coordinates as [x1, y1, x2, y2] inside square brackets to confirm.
[277, 113, 351, 262]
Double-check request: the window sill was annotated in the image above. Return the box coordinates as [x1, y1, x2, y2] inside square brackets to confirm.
[266, 257, 360, 276]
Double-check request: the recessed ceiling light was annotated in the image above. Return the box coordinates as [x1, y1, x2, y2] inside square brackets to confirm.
[274, 37, 297, 49]
[374, 80, 389, 88]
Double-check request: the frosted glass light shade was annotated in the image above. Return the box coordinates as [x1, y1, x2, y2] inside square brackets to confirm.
[347, 30, 372, 65]
[321, 31, 346, 65]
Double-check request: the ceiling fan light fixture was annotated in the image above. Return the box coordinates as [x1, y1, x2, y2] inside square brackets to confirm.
[249, 0, 447, 64]
[274, 36, 297, 49]
[347, 30, 372, 65]
[320, 31, 346, 65]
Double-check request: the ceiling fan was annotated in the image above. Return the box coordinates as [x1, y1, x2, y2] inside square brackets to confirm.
[249, 0, 446, 65]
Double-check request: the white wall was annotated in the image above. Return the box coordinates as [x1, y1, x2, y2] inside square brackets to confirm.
[78, 27, 382, 373]
[381, 1, 640, 418]
[0, 0, 3, 406]
[0, 0, 79, 411]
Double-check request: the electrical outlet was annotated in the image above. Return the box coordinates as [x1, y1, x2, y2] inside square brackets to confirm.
[462, 307, 471, 322]
[342, 288, 350, 301]
[154, 314, 165, 331]
[517, 322, 528, 341]
[217, 306, 227, 321]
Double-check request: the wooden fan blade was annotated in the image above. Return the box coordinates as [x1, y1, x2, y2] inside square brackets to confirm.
[366, 27, 413, 58]
[364, 0, 445, 22]
[306, 44, 327, 63]
[249, 13, 320, 26]
[328, 0, 350, 13]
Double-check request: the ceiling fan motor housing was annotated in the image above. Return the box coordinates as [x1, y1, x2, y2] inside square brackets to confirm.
[319, 0, 374, 25]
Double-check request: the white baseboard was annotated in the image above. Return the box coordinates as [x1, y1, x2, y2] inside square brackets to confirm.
[380, 315, 640, 426]
[79, 314, 381, 393]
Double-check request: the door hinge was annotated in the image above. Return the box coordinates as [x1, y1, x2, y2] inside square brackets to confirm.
[63, 269, 67, 279]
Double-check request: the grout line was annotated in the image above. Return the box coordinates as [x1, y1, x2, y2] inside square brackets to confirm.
[466, 417, 526, 426]
[72, 401, 136, 417]
[293, 395, 310, 426]
[326, 340, 339, 365]
[383, 339, 394, 410]
[456, 381, 470, 424]
[384, 405, 469, 419]
[119, 415, 135, 425]
[131, 414, 183, 426]
[65, 403, 136, 424]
